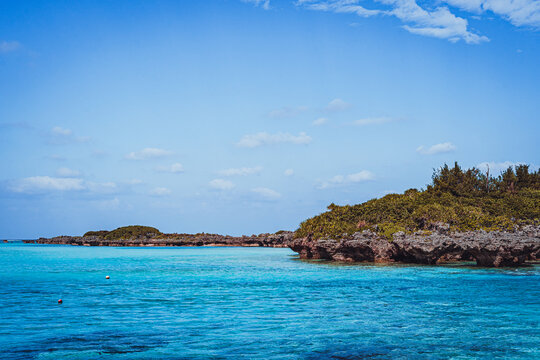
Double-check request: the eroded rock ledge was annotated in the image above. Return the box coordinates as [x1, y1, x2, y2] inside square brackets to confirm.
[289, 225, 540, 267]
[26, 232, 294, 248]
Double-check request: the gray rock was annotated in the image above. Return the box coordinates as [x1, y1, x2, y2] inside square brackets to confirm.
[289, 226, 540, 267]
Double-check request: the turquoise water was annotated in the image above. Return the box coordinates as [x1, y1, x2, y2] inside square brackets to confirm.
[0, 243, 539, 359]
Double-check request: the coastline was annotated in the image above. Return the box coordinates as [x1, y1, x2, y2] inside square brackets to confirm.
[291, 225, 540, 267]
[25, 231, 294, 248]
[25, 225, 540, 267]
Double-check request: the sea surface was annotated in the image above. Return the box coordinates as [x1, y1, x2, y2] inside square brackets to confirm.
[0, 243, 539, 359]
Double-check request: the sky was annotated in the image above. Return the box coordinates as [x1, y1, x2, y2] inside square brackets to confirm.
[0, 0, 539, 239]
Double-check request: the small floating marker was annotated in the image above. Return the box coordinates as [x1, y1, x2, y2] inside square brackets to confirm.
[58, 299, 63, 304]
[105, 275, 110, 279]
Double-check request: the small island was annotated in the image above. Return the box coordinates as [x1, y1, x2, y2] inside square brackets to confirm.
[30, 163, 539, 267]
[291, 163, 540, 267]
[27, 225, 293, 248]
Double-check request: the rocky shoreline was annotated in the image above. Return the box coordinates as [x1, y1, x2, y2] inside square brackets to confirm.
[25, 231, 294, 248]
[289, 225, 540, 267]
[24, 226, 540, 267]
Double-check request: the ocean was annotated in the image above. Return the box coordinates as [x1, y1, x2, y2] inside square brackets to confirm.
[1, 243, 539, 359]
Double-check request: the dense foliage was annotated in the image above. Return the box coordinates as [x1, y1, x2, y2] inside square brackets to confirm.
[83, 226, 161, 239]
[296, 163, 540, 240]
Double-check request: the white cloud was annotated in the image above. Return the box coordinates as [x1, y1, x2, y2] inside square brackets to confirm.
[8, 175, 121, 195]
[326, 98, 351, 111]
[300, 0, 382, 17]
[156, 162, 184, 173]
[49, 126, 90, 144]
[284, 168, 294, 176]
[10, 176, 85, 193]
[444, 0, 540, 28]
[388, 0, 489, 44]
[242, 0, 271, 10]
[476, 161, 527, 175]
[125, 147, 173, 160]
[0, 40, 20, 53]
[269, 106, 308, 118]
[52, 126, 72, 136]
[313, 117, 328, 126]
[298, 0, 488, 44]
[318, 170, 375, 189]
[219, 166, 263, 176]
[237, 132, 312, 148]
[251, 187, 282, 199]
[150, 187, 172, 196]
[56, 167, 81, 177]
[353, 117, 393, 125]
[209, 179, 235, 190]
[416, 142, 456, 155]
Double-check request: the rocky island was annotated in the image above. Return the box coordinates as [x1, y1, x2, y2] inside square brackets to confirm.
[291, 163, 540, 267]
[27, 225, 293, 248]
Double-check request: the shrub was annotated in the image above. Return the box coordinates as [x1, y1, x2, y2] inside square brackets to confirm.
[295, 163, 540, 240]
[104, 226, 161, 240]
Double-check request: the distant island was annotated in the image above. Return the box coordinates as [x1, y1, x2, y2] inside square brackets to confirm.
[27, 225, 293, 248]
[30, 163, 539, 267]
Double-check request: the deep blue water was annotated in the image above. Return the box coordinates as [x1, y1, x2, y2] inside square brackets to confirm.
[0, 243, 539, 359]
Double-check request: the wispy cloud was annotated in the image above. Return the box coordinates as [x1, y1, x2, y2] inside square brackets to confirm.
[125, 147, 173, 160]
[353, 117, 393, 126]
[300, 0, 382, 17]
[416, 142, 456, 155]
[251, 187, 282, 199]
[237, 132, 312, 148]
[9, 176, 85, 193]
[297, 1, 488, 43]
[219, 166, 263, 176]
[242, 0, 271, 10]
[49, 126, 90, 144]
[444, 0, 540, 28]
[0, 40, 21, 53]
[313, 117, 328, 126]
[326, 98, 351, 112]
[284, 168, 294, 176]
[269, 106, 308, 118]
[150, 187, 172, 196]
[209, 179, 235, 190]
[318, 170, 375, 189]
[56, 167, 81, 177]
[8, 175, 119, 195]
[156, 163, 184, 173]
[46, 154, 67, 162]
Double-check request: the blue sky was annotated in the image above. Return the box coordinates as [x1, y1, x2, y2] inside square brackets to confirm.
[1, 0, 539, 238]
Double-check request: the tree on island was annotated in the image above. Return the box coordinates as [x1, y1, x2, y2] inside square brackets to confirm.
[296, 162, 540, 240]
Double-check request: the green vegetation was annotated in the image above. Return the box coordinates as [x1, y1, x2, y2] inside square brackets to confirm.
[83, 226, 161, 239]
[83, 230, 109, 237]
[296, 163, 540, 240]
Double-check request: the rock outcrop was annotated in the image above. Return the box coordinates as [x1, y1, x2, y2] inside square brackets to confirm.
[289, 225, 540, 267]
[26, 231, 294, 248]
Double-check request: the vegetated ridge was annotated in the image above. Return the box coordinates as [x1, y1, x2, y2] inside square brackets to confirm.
[290, 163, 540, 267]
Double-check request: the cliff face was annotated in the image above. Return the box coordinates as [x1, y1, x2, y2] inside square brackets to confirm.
[289, 225, 540, 267]
[27, 232, 294, 248]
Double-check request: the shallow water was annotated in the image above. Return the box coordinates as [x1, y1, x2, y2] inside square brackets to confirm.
[0, 243, 539, 359]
